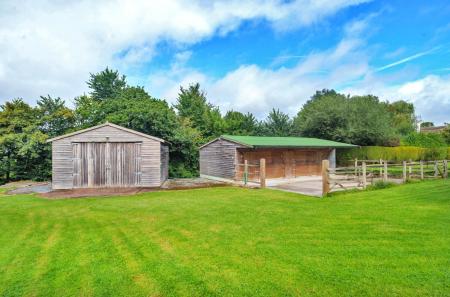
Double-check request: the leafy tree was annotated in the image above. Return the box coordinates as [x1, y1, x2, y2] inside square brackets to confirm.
[223, 111, 257, 135]
[387, 100, 416, 135]
[261, 109, 293, 136]
[87, 67, 127, 101]
[293, 90, 397, 145]
[37, 95, 75, 137]
[293, 90, 349, 142]
[174, 83, 224, 139]
[421, 122, 434, 128]
[442, 125, 450, 145]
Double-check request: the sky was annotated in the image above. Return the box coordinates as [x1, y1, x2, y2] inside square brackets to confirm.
[0, 0, 449, 124]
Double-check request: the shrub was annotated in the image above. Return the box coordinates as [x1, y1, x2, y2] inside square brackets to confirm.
[337, 146, 447, 166]
[401, 132, 447, 147]
[369, 180, 397, 190]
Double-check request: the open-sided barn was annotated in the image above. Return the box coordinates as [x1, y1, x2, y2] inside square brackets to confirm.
[200, 135, 356, 181]
[47, 123, 168, 190]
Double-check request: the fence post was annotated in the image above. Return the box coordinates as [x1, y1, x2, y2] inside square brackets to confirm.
[354, 158, 358, 177]
[420, 160, 424, 180]
[379, 159, 383, 177]
[362, 161, 367, 189]
[383, 161, 388, 182]
[408, 159, 412, 175]
[322, 160, 330, 197]
[444, 160, 448, 178]
[260, 158, 266, 188]
[402, 161, 407, 182]
[244, 160, 248, 186]
[434, 161, 438, 177]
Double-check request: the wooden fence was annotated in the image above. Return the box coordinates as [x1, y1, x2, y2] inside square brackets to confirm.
[235, 158, 266, 188]
[322, 159, 449, 195]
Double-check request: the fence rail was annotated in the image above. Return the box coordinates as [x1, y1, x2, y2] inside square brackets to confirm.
[235, 159, 266, 187]
[322, 159, 449, 195]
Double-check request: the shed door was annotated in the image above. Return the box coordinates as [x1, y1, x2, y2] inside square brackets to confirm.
[72, 142, 141, 188]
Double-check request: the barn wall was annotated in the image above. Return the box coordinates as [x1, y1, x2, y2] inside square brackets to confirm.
[199, 139, 244, 180]
[160, 144, 169, 182]
[51, 125, 162, 189]
[237, 148, 332, 178]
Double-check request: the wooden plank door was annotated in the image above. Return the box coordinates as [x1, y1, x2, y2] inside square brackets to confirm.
[72, 142, 141, 188]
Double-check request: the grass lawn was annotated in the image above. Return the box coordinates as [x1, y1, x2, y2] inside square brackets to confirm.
[0, 180, 449, 296]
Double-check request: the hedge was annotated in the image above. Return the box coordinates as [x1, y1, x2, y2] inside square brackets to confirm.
[337, 146, 449, 166]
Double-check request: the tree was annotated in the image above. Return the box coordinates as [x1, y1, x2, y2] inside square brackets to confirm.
[223, 111, 257, 135]
[174, 83, 224, 139]
[421, 122, 434, 128]
[37, 95, 75, 137]
[293, 90, 397, 145]
[387, 100, 416, 135]
[293, 90, 349, 142]
[87, 67, 127, 101]
[261, 109, 293, 136]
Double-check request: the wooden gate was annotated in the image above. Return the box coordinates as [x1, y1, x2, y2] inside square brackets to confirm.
[72, 142, 141, 188]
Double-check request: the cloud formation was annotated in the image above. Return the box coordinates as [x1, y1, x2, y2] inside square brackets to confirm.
[0, 0, 368, 103]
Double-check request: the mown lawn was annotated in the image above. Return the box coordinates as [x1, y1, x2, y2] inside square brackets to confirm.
[0, 180, 449, 297]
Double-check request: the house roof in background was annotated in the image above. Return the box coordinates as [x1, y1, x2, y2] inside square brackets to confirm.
[220, 135, 357, 148]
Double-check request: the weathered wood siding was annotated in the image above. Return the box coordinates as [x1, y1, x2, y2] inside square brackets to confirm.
[160, 144, 169, 182]
[51, 125, 162, 189]
[199, 139, 244, 179]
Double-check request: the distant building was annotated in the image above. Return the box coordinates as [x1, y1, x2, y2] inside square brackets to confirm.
[420, 125, 447, 134]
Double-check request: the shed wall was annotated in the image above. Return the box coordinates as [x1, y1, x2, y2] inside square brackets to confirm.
[199, 139, 244, 179]
[160, 144, 169, 182]
[51, 125, 161, 189]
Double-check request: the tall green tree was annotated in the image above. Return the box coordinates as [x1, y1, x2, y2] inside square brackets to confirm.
[261, 109, 293, 136]
[293, 90, 397, 145]
[387, 100, 416, 135]
[223, 111, 257, 135]
[174, 83, 224, 139]
[87, 67, 127, 101]
[37, 95, 75, 137]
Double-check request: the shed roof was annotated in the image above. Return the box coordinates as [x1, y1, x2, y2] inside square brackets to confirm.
[46, 122, 165, 143]
[219, 135, 357, 148]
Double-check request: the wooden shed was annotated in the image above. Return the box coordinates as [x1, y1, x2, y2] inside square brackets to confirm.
[199, 135, 356, 181]
[47, 123, 169, 190]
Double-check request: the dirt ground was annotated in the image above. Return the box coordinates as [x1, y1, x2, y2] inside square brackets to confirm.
[2, 178, 228, 199]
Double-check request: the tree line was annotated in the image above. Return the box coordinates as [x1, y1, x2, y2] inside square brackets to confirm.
[0, 67, 436, 183]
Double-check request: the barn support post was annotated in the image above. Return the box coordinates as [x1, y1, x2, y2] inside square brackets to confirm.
[260, 158, 266, 188]
[402, 161, 407, 182]
[362, 161, 367, 189]
[420, 160, 424, 180]
[383, 161, 388, 182]
[322, 160, 330, 197]
[244, 160, 248, 186]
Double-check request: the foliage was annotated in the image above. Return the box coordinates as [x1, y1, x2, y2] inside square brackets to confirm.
[387, 100, 416, 135]
[421, 121, 434, 128]
[87, 67, 127, 101]
[337, 146, 448, 165]
[259, 108, 293, 136]
[369, 180, 397, 190]
[293, 90, 397, 145]
[0, 181, 449, 296]
[223, 111, 257, 136]
[401, 132, 447, 147]
[442, 125, 450, 145]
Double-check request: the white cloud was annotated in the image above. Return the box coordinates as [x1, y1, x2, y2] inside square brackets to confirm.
[0, 0, 368, 104]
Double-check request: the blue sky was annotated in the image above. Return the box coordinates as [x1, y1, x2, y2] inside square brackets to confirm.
[0, 0, 449, 124]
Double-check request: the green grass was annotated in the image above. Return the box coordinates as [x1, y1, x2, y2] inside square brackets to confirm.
[0, 181, 449, 297]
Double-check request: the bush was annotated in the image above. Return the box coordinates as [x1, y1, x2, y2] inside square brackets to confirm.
[337, 146, 448, 166]
[369, 180, 397, 190]
[401, 132, 447, 147]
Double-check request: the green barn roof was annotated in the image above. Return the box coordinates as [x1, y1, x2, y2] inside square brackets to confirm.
[220, 135, 357, 148]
